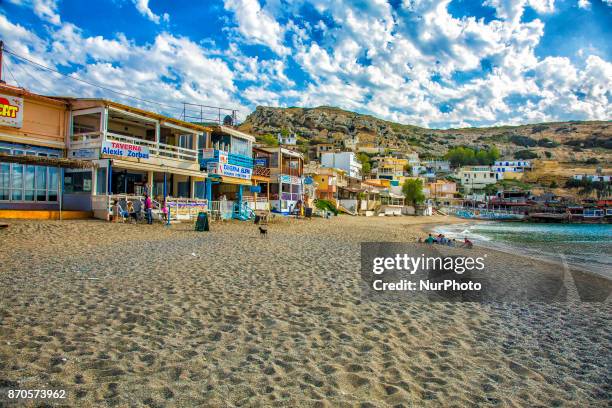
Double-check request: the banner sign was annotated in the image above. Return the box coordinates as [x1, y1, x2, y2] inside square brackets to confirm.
[101, 141, 150, 159]
[279, 175, 302, 184]
[0, 94, 24, 128]
[250, 185, 261, 193]
[207, 162, 252, 180]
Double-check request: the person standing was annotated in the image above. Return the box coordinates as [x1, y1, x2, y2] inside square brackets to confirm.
[144, 194, 153, 224]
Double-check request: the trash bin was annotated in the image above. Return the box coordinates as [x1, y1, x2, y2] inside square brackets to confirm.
[195, 212, 209, 231]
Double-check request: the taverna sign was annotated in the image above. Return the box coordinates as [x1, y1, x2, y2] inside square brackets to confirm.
[101, 141, 150, 159]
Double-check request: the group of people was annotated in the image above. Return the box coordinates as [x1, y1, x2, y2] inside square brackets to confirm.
[112, 194, 168, 224]
[419, 233, 473, 249]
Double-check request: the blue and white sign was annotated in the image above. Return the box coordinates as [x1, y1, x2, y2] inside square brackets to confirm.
[255, 158, 268, 167]
[208, 162, 252, 180]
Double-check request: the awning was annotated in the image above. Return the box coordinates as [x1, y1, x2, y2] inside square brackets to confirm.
[111, 159, 205, 178]
[208, 174, 252, 186]
[0, 152, 97, 169]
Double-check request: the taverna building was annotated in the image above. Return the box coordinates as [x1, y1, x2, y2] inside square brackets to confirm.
[61, 98, 211, 219]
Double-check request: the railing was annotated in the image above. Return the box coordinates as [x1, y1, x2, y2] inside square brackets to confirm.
[280, 166, 302, 177]
[165, 197, 208, 220]
[106, 132, 198, 162]
[209, 200, 235, 220]
[253, 166, 270, 178]
[71, 131, 103, 149]
[244, 196, 270, 211]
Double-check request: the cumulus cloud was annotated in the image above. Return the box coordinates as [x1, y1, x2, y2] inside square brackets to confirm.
[132, 0, 169, 24]
[223, 0, 289, 55]
[1, 0, 610, 128]
[7, 0, 61, 25]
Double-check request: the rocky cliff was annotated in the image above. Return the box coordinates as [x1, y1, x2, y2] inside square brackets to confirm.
[239, 106, 611, 162]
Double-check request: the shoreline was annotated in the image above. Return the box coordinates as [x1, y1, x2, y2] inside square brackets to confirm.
[425, 218, 612, 282]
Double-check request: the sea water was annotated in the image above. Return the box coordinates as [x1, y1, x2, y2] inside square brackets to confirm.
[435, 222, 612, 278]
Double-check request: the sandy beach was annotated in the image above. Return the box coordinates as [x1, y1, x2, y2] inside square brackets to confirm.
[0, 215, 610, 407]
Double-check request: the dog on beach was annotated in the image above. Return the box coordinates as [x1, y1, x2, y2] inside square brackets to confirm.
[258, 226, 268, 237]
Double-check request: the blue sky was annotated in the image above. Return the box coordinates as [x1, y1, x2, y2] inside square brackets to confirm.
[0, 0, 610, 128]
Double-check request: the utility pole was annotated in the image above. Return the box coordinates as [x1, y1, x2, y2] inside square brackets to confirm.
[0, 41, 4, 83]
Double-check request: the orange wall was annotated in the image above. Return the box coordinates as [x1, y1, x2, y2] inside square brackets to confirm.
[0, 89, 68, 148]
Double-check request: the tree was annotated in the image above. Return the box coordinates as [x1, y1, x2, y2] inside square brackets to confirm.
[444, 146, 498, 167]
[260, 133, 279, 146]
[357, 153, 371, 175]
[402, 179, 425, 206]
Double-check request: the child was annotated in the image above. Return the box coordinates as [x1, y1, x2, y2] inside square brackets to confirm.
[161, 201, 169, 222]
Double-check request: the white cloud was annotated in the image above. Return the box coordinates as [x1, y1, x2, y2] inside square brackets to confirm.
[483, 0, 555, 24]
[223, 0, 289, 55]
[1, 0, 610, 128]
[577, 0, 591, 9]
[131, 0, 169, 24]
[7, 0, 61, 25]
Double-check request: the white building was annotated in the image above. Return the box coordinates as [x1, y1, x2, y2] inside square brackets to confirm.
[456, 166, 498, 192]
[493, 160, 531, 172]
[321, 151, 362, 179]
[424, 160, 451, 172]
[573, 174, 611, 182]
[277, 133, 297, 145]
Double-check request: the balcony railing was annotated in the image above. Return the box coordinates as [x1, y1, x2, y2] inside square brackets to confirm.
[253, 166, 270, 178]
[280, 166, 302, 177]
[107, 132, 198, 162]
[71, 131, 103, 149]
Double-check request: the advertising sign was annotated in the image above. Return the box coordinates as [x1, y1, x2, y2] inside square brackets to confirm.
[0, 94, 24, 128]
[207, 162, 252, 180]
[255, 158, 268, 167]
[101, 141, 150, 159]
[201, 148, 216, 159]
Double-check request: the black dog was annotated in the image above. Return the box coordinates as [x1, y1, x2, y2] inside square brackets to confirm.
[258, 226, 268, 237]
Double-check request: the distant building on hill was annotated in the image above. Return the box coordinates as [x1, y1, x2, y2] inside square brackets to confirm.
[456, 166, 498, 193]
[277, 133, 297, 145]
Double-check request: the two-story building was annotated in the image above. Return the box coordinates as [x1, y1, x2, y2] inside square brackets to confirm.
[492, 160, 531, 180]
[199, 126, 255, 218]
[261, 146, 304, 214]
[371, 156, 408, 181]
[0, 84, 74, 217]
[456, 166, 498, 193]
[320, 151, 362, 179]
[63, 98, 209, 217]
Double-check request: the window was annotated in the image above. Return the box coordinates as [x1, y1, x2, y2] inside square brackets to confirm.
[64, 171, 92, 194]
[0, 145, 61, 202]
[0, 163, 9, 200]
[11, 164, 23, 200]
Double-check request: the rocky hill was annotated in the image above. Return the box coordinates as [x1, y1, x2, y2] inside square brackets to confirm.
[239, 106, 611, 163]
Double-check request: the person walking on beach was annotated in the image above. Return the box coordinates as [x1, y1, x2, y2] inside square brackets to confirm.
[144, 194, 153, 225]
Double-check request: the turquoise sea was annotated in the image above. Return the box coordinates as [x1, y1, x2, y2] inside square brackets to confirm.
[435, 222, 612, 278]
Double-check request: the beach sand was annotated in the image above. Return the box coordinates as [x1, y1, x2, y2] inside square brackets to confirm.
[0, 215, 610, 407]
